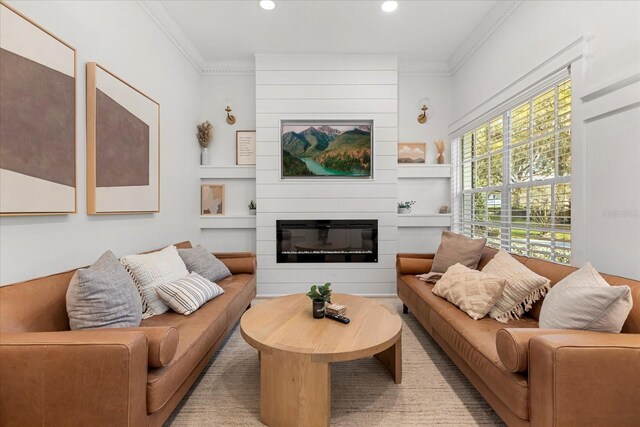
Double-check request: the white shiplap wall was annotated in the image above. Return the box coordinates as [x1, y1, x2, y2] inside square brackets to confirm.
[255, 54, 398, 296]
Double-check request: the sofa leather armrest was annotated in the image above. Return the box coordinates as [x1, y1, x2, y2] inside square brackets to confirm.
[118, 326, 178, 367]
[496, 328, 587, 372]
[0, 330, 148, 426]
[529, 332, 640, 427]
[214, 252, 256, 274]
[396, 253, 435, 275]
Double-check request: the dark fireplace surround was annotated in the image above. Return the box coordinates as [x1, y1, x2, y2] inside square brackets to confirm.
[276, 219, 378, 263]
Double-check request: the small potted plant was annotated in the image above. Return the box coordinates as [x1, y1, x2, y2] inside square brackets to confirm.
[248, 200, 256, 215]
[306, 283, 332, 319]
[398, 201, 415, 214]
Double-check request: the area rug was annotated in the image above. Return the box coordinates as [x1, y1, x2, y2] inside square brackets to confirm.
[165, 298, 504, 426]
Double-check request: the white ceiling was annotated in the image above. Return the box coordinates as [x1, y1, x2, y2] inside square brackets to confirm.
[158, 0, 504, 68]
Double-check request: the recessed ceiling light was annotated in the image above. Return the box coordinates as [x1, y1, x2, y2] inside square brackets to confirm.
[260, 0, 276, 11]
[381, 1, 398, 13]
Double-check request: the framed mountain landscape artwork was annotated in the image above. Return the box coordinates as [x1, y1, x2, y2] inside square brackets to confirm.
[281, 121, 373, 179]
[398, 143, 426, 164]
[0, 3, 77, 215]
[86, 62, 160, 214]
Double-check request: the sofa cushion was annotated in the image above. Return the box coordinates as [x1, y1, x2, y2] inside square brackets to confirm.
[66, 251, 142, 330]
[483, 250, 551, 322]
[539, 263, 633, 333]
[432, 263, 506, 320]
[428, 231, 486, 283]
[121, 245, 189, 319]
[156, 272, 225, 315]
[401, 274, 537, 420]
[178, 245, 231, 282]
[141, 273, 255, 413]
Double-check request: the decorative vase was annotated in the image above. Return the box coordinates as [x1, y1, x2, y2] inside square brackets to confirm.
[249, 208, 256, 215]
[437, 153, 445, 164]
[201, 148, 210, 166]
[312, 299, 325, 319]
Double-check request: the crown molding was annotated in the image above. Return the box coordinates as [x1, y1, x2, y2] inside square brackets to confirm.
[202, 60, 255, 76]
[137, 0, 205, 72]
[398, 61, 450, 76]
[448, 0, 522, 75]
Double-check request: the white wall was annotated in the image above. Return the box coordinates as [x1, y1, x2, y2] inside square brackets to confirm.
[199, 74, 257, 252]
[450, 0, 640, 278]
[398, 74, 453, 253]
[0, 1, 202, 284]
[255, 54, 398, 296]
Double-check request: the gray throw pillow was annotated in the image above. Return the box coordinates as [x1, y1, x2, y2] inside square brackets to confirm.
[66, 251, 142, 330]
[427, 231, 486, 283]
[539, 263, 633, 333]
[178, 245, 231, 282]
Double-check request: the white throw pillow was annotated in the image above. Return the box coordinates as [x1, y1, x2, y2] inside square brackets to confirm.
[156, 272, 225, 315]
[483, 250, 551, 322]
[539, 263, 633, 332]
[121, 245, 189, 318]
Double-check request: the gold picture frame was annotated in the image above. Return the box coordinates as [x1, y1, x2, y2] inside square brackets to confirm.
[236, 130, 256, 165]
[0, 2, 77, 216]
[86, 62, 160, 214]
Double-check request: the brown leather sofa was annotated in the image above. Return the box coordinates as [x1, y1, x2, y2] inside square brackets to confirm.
[0, 241, 257, 427]
[397, 247, 640, 427]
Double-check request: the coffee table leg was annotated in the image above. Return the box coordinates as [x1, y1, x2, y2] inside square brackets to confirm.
[260, 349, 331, 427]
[374, 335, 402, 384]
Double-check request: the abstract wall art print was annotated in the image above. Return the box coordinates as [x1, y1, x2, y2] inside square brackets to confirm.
[0, 3, 77, 215]
[86, 62, 160, 214]
[281, 121, 373, 179]
[201, 184, 224, 216]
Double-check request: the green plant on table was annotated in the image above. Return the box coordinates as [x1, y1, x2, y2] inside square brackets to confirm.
[306, 282, 332, 303]
[248, 200, 256, 209]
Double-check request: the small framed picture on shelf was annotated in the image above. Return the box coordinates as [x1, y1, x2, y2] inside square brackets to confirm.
[236, 130, 256, 165]
[398, 142, 426, 164]
[201, 184, 224, 215]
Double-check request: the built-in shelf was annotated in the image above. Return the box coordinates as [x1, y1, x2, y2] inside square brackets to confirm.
[398, 164, 451, 178]
[199, 215, 256, 229]
[199, 166, 256, 179]
[398, 213, 452, 228]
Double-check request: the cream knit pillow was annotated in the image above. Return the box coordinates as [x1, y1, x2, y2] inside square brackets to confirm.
[483, 250, 551, 322]
[432, 263, 507, 320]
[121, 245, 189, 319]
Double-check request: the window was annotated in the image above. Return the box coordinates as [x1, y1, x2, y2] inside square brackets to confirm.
[457, 79, 572, 264]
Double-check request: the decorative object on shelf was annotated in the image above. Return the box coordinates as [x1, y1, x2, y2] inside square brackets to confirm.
[86, 62, 159, 214]
[248, 200, 256, 215]
[439, 205, 450, 214]
[398, 142, 426, 164]
[197, 121, 213, 166]
[398, 201, 416, 214]
[281, 120, 373, 179]
[434, 139, 446, 164]
[0, 3, 77, 215]
[201, 184, 224, 216]
[236, 130, 256, 165]
[417, 97, 431, 124]
[225, 105, 236, 125]
[306, 283, 332, 319]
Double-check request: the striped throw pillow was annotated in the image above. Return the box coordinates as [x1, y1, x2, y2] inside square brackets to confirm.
[156, 272, 224, 315]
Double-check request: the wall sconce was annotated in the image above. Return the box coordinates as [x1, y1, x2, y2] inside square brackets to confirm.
[225, 105, 236, 125]
[417, 97, 431, 124]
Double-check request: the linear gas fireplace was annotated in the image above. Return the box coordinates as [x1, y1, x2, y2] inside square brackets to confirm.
[276, 219, 378, 263]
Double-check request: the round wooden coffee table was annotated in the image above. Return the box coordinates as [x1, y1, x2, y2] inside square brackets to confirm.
[240, 293, 402, 427]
